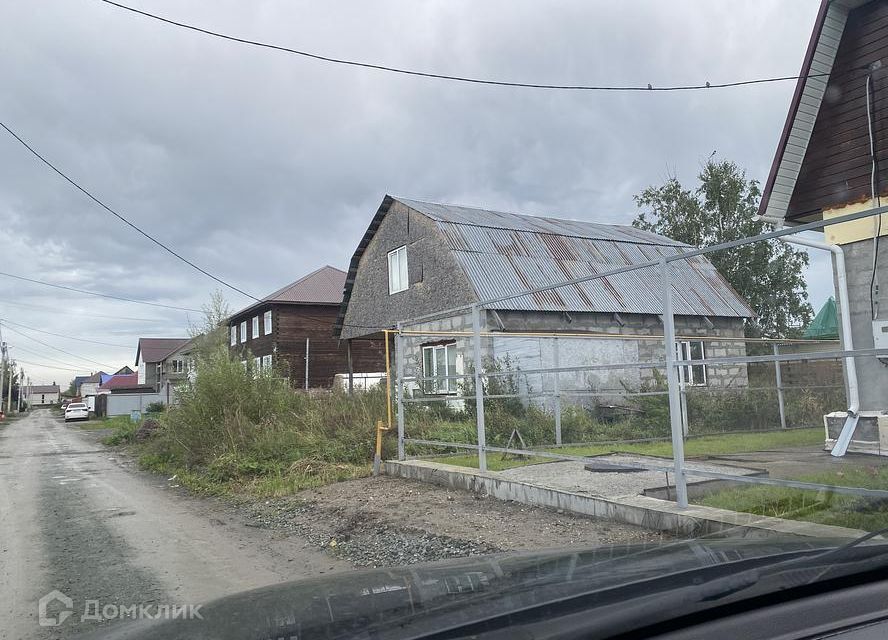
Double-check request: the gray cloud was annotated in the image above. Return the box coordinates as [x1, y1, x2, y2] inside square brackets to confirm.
[1, 0, 824, 383]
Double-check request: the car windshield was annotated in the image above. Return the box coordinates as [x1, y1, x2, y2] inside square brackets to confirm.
[3, 1, 888, 639]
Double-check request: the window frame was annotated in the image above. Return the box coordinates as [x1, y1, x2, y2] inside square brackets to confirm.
[230, 325, 237, 346]
[421, 342, 457, 395]
[252, 316, 260, 339]
[262, 354, 272, 371]
[239, 320, 247, 343]
[387, 246, 409, 295]
[263, 310, 272, 335]
[676, 340, 707, 386]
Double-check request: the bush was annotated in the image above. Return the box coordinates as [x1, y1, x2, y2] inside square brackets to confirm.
[132, 347, 390, 493]
[145, 402, 166, 414]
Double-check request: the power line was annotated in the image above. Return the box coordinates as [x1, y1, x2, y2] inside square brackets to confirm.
[0, 318, 131, 348]
[2, 324, 116, 370]
[0, 299, 168, 323]
[0, 270, 201, 312]
[11, 357, 90, 374]
[0, 121, 259, 302]
[98, 0, 831, 92]
[7, 343, 87, 370]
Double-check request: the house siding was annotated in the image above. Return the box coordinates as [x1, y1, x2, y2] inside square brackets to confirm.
[788, 1, 888, 220]
[340, 200, 479, 340]
[230, 303, 384, 388]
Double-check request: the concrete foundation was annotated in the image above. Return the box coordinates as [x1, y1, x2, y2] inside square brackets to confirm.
[824, 411, 888, 455]
[384, 459, 866, 539]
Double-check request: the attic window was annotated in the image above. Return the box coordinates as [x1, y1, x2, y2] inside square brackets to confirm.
[387, 246, 408, 294]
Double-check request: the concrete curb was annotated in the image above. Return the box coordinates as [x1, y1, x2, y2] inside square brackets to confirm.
[384, 459, 867, 540]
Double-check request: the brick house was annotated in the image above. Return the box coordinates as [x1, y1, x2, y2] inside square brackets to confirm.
[228, 266, 384, 389]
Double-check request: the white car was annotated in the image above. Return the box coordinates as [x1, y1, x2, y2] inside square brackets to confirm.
[64, 402, 89, 422]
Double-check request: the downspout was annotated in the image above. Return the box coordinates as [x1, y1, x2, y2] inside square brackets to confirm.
[755, 214, 860, 452]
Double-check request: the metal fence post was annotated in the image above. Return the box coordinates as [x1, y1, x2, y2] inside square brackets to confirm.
[660, 259, 688, 508]
[395, 327, 406, 461]
[774, 343, 787, 430]
[553, 337, 562, 445]
[471, 305, 488, 471]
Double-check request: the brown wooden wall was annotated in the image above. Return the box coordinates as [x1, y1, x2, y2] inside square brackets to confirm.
[789, 1, 888, 219]
[230, 303, 385, 388]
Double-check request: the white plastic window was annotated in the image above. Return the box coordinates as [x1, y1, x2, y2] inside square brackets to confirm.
[676, 340, 707, 386]
[239, 321, 247, 343]
[422, 343, 457, 394]
[263, 310, 272, 335]
[252, 316, 260, 339]
[387, 246, 408, 294]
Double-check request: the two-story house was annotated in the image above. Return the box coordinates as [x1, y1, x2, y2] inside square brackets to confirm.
[135, 337, 193, 404]
[228, 266, 384, 388]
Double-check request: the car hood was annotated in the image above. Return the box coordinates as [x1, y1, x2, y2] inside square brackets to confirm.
[79, 536, 887, 640]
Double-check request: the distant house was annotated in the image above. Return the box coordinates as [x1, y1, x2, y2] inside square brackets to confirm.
[71, 374, 95, 397]
[337, 196, 754, 399]
[135, 338, 193, 404]
[28, 384, 60, 406]
[78, 371, 108, 411]
[228, 266, 384, 389]
[114, 365, 135, 375]
[97, 373, 166, 417]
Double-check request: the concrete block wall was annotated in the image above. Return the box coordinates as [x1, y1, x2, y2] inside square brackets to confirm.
[833, 240, 888, 411]
[395, 310, 749, 413]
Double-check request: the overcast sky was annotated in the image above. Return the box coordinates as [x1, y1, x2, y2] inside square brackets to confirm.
[1, 0, 829, 384]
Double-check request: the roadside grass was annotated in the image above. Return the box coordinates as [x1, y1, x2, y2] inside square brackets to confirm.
[436, 428, 824, 470]
[696, 465, 888, 532]
[77, 415, 128, 431]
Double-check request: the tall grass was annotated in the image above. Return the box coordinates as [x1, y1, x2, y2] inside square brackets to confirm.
[131, 347, 391, 495]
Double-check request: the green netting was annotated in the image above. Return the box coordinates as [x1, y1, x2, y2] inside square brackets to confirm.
[803, 296, 839, 339]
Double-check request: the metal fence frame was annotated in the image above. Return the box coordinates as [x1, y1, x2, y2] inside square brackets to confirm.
[392, 204, 888, 508]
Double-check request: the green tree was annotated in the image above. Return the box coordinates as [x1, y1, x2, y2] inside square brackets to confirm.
[632, 158, 813, 337]
[188, 290, 231, 364]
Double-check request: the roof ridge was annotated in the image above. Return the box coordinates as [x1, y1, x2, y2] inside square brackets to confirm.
[397, 196, 689, 247]
[263, 265, 346, 302]
[398, 196, 627, 228]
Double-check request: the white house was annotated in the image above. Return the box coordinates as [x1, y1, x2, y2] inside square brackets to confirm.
[28, 385, 60, 406]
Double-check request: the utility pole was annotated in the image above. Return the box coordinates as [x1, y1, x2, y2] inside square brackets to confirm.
[6, 359, 13, 413]
[0, 347, 6, 415]
[0, 320, 6, 414]
[17, 369, 25, 412]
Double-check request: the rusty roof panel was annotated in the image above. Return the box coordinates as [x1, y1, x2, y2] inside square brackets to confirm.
[407, 197, 754, 318]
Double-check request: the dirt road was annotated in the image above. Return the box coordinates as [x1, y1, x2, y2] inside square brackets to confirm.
[0, 410, 667, 639]
[0, 410, 347, 639]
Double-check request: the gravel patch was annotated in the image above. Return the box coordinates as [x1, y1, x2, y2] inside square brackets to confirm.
[238, 475, 669, 568]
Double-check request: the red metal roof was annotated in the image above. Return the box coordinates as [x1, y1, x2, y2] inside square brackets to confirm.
[98, 373, 141, 390]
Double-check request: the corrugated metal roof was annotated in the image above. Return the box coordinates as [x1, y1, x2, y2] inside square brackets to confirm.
[136, 338, 191, 364]
[401, 199, 752, 317]
[231, 266, 346, 321]
[335, 196, 754, 338]
[261, 265, 346, 305]
[400, 198, 687, 246]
